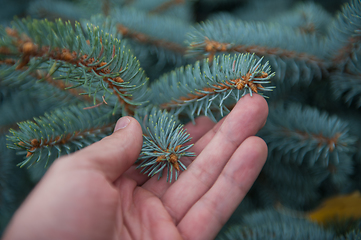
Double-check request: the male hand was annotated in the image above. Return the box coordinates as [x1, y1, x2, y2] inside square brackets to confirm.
[3, 94, 268, 240]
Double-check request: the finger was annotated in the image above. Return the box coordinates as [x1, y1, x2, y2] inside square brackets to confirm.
[186, 98, 267, 164]
[178, 136, 268, 240]
[57, 117, 143, 182]
[184, 116, 216, 145]
[122, 116, 216, 186]
[161, 94, 268, 224]
[180, 116, 226, 166]
[181, 105, 259, 167]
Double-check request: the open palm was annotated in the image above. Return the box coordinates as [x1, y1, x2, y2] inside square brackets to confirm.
[3, 94, 268, 240]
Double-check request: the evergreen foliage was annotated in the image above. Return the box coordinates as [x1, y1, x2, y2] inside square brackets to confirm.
[331, 57, 361, 107]
[186, 18, 327, 85]
[27, 0, 89, 21]
[326, 0, 361, 68]
[85, 8, 192, 70]
[150, 53, 274, 121]
[217, 209, 335, 240]
[259, 102, 356, 167]
[7, 103, 116, 168]
[135, 107, 195, 182]
[232, 0, 293, 22]
[339, 229, 361, 240]
[269, 2, 332, 36]
[123, 0, 193, 21]
[1, 0, 361, 238]
[258, 157, 322, 209]
[0, 135, 33, 236]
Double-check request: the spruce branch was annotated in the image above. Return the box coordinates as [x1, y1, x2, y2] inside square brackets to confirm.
[260, 157, 322, 209]
[331, 58, 361, 107]
[150, 53, 274, 122]
[336, 229, 361, 240]
[0, 90, 55, 135]
[6, 104, 116, 168]
[326, 0, 361, 67]
[258, 103, 357, 167]
[0, 135, 33, 232]
[125, 0, 193, 21]
[0, 65, 94, 106]
[331, 72, 361, 108]
[27, 0, 125, 21]
[322, 156, 354, 190]
[186, 19, 327, 84]
[0, 18, 149, 114]
[35, 70, 94, 103]
[116, 22, 186, 55]
[149, 0, 186, 14]
[230, 0, 293, 22]
[270, 2, 332, 36]
[81, 14, 122, 41]
[27, 0, 89, 22]
[99, 7, 191, 66]
[135, 107, 195, 182]
[217, 209, 335, 240]
[143, 0, 186, 14]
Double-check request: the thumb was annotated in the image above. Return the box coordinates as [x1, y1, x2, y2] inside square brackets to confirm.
[70, 116, 143, 181]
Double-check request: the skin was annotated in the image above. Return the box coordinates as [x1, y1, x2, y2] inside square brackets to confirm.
[3, 94, 268, 240]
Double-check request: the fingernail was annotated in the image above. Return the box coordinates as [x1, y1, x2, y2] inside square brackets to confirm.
[114, 117, 130, 131]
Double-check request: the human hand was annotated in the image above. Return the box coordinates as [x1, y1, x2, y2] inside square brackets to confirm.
[3, 94, 268, 240]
